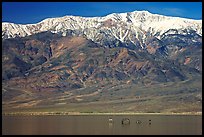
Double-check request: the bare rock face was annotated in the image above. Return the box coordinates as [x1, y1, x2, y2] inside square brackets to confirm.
[2, 11, 202, 113]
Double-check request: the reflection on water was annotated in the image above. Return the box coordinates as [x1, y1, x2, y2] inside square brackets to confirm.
[2, 115, 202, 135]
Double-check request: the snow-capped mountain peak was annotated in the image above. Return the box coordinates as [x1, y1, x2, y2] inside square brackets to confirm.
[2, 10, 202, 48]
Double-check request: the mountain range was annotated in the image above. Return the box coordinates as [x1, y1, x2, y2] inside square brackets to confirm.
[2, 10, 202, 113]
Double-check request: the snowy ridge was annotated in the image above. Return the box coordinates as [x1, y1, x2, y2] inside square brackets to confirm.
[2, 10, 202, 47]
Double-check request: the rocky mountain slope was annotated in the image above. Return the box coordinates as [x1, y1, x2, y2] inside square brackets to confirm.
[2, 11, 202, 113]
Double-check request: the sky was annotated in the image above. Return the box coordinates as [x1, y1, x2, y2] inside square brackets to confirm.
[2, 2, 202, 24]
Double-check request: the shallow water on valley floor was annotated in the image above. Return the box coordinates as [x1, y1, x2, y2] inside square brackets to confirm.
[2, 115, 202, 135]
